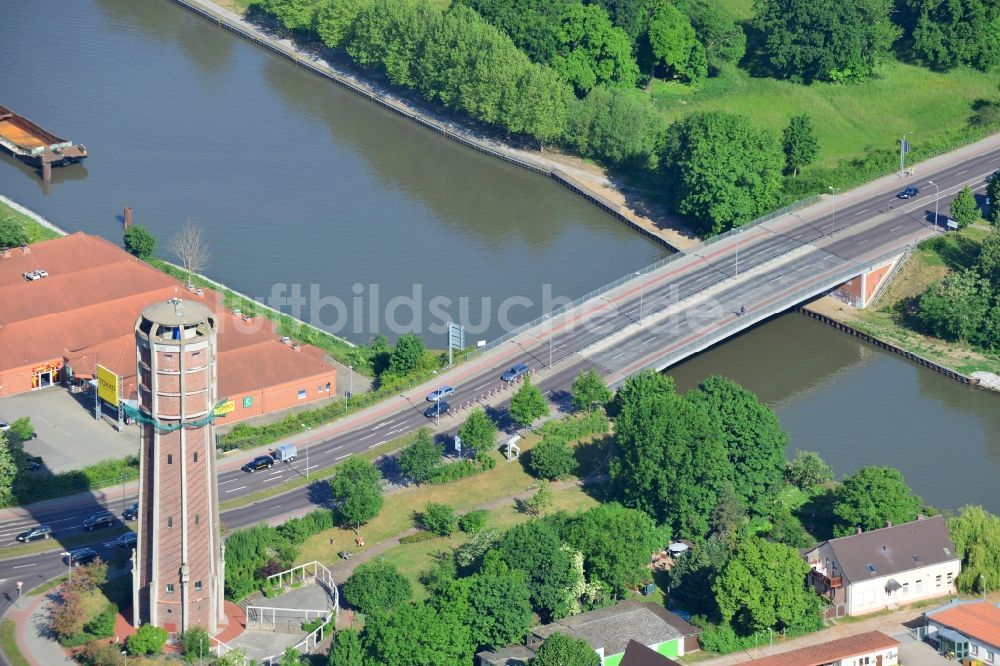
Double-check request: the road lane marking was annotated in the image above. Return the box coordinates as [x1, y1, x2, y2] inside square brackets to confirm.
[956, 170, 967, 175]
[673, 322, 685, 329]
[472, 382, 491, 391]
[335, 453, 350, 460]
[369, 440, 387, 449]
[794, 265, 811, 272]
[855, 208, 870, 215]
[304, 465, 318, 471]
[218, 478, 239, 484]
[266, 505, 281, 511]
[359, 432, 378, 440]
[641, 336, 657, 344]
[610, 352, 625, 359]
[856, 239, 870, 245]
[769, 275, 782, 283]
[890, 225, 903, 231]
[12, 563, 36, 569]
[225, 486, 247, 493]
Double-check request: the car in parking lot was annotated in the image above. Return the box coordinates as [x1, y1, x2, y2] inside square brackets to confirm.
[82, 511, 115, 531]
[113, 532, 138, 549]
[0, 421, 8, 431]
[897, 187, 920, 199]
[241, 455, 275, 473]
[16, 524, 52, 542]
[426, 386, 455, 402]
[424, 401, 451, 418]
[123, 501, 139, 521]
[66, 548, 100, 567]
[501, 363, 529, 382]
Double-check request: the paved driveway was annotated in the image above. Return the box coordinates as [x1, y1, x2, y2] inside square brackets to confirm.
[898, 640, 952, 666]
[0, 387, 137, 473]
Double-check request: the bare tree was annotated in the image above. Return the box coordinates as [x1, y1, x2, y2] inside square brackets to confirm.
[169, 219, 210, 286]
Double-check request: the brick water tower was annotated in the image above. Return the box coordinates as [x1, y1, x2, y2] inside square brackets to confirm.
[132, 298, 225, 634]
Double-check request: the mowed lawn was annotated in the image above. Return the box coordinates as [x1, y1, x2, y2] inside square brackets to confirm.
[652, 61, 1000, 169]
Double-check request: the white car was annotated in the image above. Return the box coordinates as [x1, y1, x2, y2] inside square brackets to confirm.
[426, 386, 455, 402]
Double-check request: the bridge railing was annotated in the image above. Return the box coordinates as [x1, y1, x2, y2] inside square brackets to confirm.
[630, 246, 912, 379]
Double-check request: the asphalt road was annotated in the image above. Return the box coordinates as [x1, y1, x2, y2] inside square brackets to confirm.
[0, 144, 996, 664]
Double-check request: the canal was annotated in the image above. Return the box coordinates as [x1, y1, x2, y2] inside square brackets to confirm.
[2, 1, 997, 512]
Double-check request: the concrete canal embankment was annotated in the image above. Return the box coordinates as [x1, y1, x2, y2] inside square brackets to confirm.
[164, 0, 688, 253]
[799, 305, 982, 387]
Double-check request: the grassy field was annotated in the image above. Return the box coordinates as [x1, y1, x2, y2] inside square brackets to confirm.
[0, 199, 62, 244]
[832, 220, 1000, 376]
[0, 621, 30, 666]
[652, 60, 1000, 169]
[294, 427, 611, 569]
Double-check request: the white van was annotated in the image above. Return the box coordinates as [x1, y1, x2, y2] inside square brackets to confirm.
[274, 444, 297, 463]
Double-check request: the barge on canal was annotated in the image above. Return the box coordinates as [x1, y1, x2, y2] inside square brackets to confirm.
[0, 104, 88, 181]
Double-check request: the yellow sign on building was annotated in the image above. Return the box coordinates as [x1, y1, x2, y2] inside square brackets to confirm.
[96, 365, 119, 405]
[213, 399, 235, 416]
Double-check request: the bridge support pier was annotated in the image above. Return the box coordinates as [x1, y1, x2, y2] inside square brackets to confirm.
[833, 254, 905, 308]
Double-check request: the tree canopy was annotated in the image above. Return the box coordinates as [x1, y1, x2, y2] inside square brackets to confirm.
[388, 333, 426, 376]
[752, 0, 900, 82]
[571, 368, 614, 413]
[950, 186, 980, 228]
[330, 456, 384, 528]
[660, 111, 784, 236]
[917, 270, 991, 342]
[610, 370, 733, 537]
[527, 436, 577, 480]
[713, 536, 822, 634]
[495, 520, 581, 621]
[343, 559, 413, 615]
[123, 225, 157, 260]
[0, 214, 31, 251]
[532, 631, 599, 666]
[987, 171, 1000, 223]
[458, 408, 498, 452]
[949, 505, 1000, 594]
[329, 628, 366, 666]
[363, 602, 472, 666]
[909, 0, 1000, 72]
[647, 3, 706, 84]
[782, 113, 818, 177]
[565, 87, 664, 168]
[509, 376, 549, 428]
[677, 0, 746, 70]
[557, 503, 668, 596]
[687, 375, 788, 515]
[398, 429, 444, 483]
[786, 450, 834, 489]
[832, 466, 922, 536]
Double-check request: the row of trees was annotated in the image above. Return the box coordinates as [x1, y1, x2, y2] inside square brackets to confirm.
[260, 0, 574, 142]
[915, 186, 1000, 350]
[331, 501, 666, 665]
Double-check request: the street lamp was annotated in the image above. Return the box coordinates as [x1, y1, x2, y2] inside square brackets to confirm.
[928, 180, 940, 228]
[828, 186, 838, 230]
[543, 314, 553, 369]
[61, 551, 72, 580]
[635, 271, 644, 322]
[346, 365, 353, 415]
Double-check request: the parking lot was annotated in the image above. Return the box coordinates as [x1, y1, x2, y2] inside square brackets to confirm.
[0, 387, 138, 473]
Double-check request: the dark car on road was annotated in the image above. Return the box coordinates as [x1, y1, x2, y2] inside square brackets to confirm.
[897, 187, 919, 199]
[66, 548, 100, 567]
[16, 524, 52, 542]
[242, 455, 275, 473]
[501, 363, 529, 382]
[123, 501, 139, 521]
[113, 532, 138, 549]
[82, 511, 115, 531]
[424, 401, 451, 418]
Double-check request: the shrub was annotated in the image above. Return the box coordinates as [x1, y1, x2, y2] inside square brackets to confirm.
[420, 502, 457, 536]
[275, 509, 334, 544]
[458, 509, 488, 534]
[83, 604, 118, 640]
[426, 454, 496, 484]
[399, 530, 439, 544]
[78, 639, 126, 666]
[528, 437, 577, 480]
[301, 616, 330, 633]
[343, 560, 412, 615]
[126, 624, 168, 656]
[181, 626, 212, 663]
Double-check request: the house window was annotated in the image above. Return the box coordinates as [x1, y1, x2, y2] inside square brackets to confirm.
[318, 385, 323, 393]
[167, 454, 173, 464]
[947, 572, 954, 586]
[167, 516, 173, 528]
[987, 650, 994, 663]
[915, 579, 923, 593]
[325, 382, 331, 392]
[194, 581, 202, 591]
[297, 388, 307, 400]
[901, 582, 909, 595]
[936, 575, 942, 588]
[859, 658, 870, 665]
[971, 645, 979, 657]
[866, 590, 875, 604]
[193, 451, 199, 462]
[166, 584, 175, 594]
